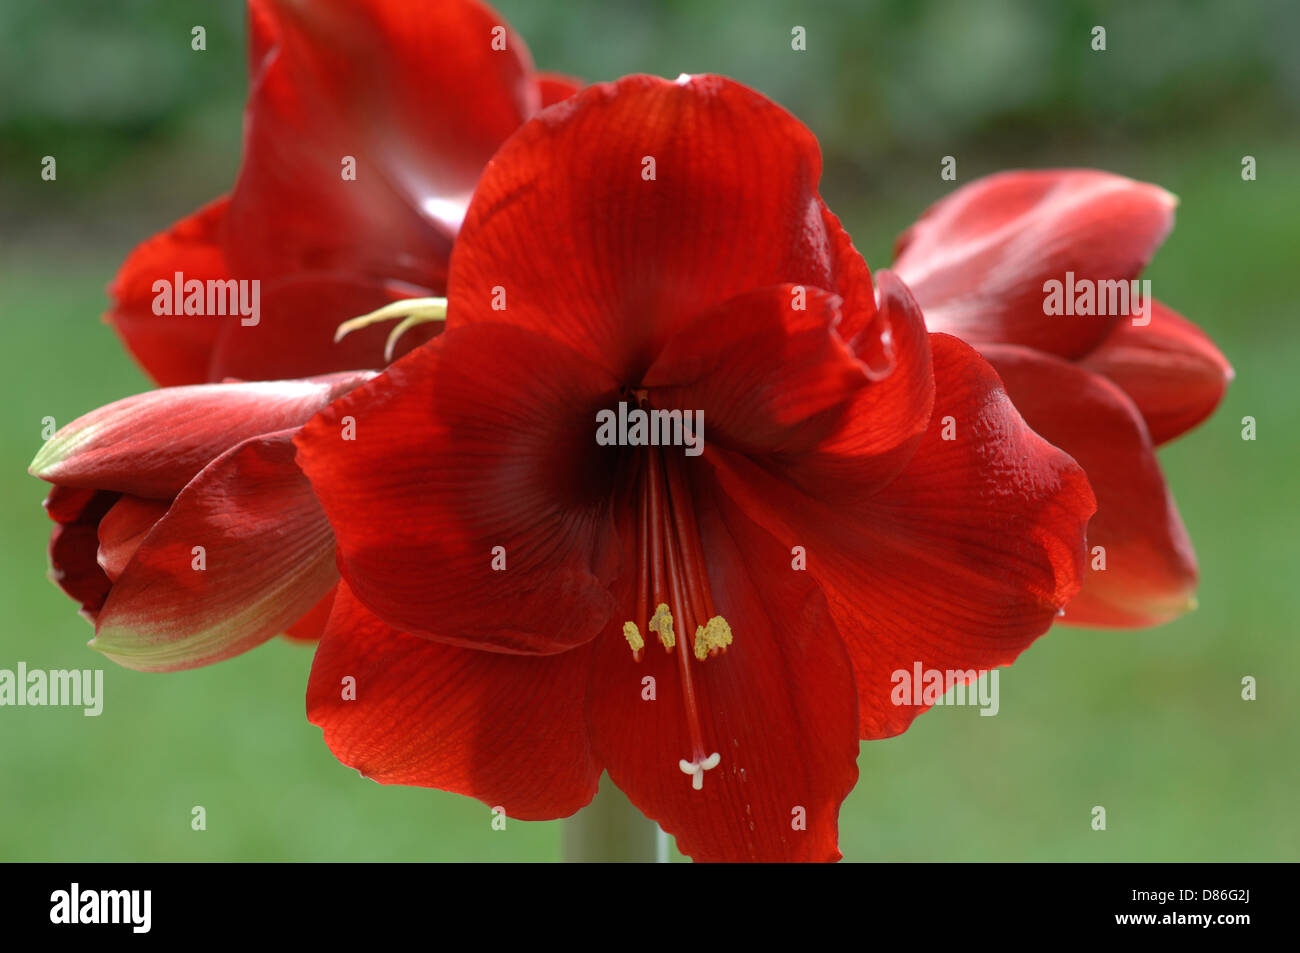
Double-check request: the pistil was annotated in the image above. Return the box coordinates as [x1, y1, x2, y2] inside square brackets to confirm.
[620, 408, 730, 791]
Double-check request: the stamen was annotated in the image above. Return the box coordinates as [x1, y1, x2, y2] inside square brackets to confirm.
[656, 451, 723, 789]
[621, 452, 656, 662]
[645, 436, 670, 650]
[648, 603, 675, 650]
[334, 296, 447, 358]
[625, 411, 734, 792]
[636, 453, 651, 651]
[622, 621, 644, 662]
[663, 450, 717, 621]
[693, 616, 733, 660]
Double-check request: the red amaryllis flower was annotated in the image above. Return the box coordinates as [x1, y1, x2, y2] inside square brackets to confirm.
[893, 171, 1232, 627]
[107, 0, 578, 386]
[29, 373, 370, 670]
[294, 75, 1096, 861]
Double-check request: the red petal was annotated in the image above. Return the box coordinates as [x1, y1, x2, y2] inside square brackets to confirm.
[46, 491, 119, 619]
[307, 583, 600, 820]
[106, 199, 433, 383]
[449, 74, 865, 380]
[786, 270, 936, 501]
[97, 496, 170, 583]
[284, 586, 337, 642]
[642, 271, 934, 500]
[1079, 299, 1233, 446]
[30, 373, 372, 499]
[588, 469, 859, 862]
[43, 485, 104, 524]
[537, 72, 581, 107]
[105, 197, 232, 386]
[711, 334, 1095, 739]
[894, 170, 1177, 360]
[295, 325, 620, 654]
[228, 0, 546, 287]
[92, 431, 338, 671]
[981, 344, 1198, 626]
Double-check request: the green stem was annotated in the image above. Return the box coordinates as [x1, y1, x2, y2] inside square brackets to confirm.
[563, 774, 663, 862]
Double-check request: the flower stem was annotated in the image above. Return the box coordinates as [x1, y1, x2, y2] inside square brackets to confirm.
[563, 774, 664, 862]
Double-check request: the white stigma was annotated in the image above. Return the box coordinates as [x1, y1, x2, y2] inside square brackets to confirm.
[678, 752, 721, 790]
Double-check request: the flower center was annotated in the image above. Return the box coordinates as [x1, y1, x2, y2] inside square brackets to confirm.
[619, 394, 732, 791]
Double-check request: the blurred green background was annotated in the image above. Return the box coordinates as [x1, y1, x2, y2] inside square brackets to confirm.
[1, 0, 1296, 861]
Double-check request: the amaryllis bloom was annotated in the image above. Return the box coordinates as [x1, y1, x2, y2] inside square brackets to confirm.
[107, 0, 578, 386]
[29, 374, 370, 670]
[293, 75, 1096, 861]
[893, 171, 1232, 627]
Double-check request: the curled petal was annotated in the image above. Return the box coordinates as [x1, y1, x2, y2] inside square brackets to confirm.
[644, 272, 934, 501]
[783, 270, 935, 501]
[642, 284, 869, 455]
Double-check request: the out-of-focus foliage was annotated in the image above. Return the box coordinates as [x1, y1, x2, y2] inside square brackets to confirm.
[3, 0, 1298, 219]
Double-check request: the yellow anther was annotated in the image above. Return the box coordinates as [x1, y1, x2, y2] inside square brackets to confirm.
[622, 621, 644, 655]
[693, 615, 732, 660]
[648, 603, 675, 650]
